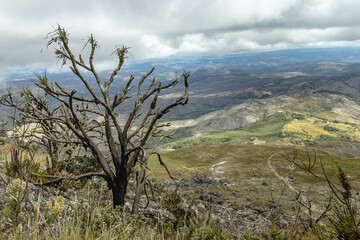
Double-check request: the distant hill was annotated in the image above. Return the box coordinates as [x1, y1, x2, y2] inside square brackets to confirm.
[119, 47, 360, 72]
[3, 46, 360, 127]
[158, 92, 360, 149]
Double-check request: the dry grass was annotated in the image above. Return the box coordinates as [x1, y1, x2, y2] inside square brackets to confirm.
[283, 117, 360, 140]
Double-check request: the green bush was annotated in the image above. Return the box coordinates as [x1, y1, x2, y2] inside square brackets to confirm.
[323, 125, 339, 132]
[318, 134, 336, 140]
[188, 219, 232, 240]
[161, 191, 186, 222]
[60, 155, 102, 175]
[291, 113, 305, 120]
[2, 179, 26, 230]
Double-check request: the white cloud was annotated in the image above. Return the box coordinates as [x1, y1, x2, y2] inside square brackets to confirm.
[1, 0, 360, 78]
[140, 35, 176, 58]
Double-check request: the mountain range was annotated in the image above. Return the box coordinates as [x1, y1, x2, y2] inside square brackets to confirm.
[3, 47, 360, 147]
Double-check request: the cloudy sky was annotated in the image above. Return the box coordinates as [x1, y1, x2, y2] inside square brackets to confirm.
[1, 0, 360, 78]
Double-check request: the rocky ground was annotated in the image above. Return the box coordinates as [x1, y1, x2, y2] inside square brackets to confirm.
[0, 172, 311, 236]
[144, 172, 310, 235]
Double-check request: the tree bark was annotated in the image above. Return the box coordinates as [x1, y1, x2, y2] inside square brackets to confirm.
[111, 185, 125, 207]
[132, 179, 145, 214]
[111, 169, 128, 207]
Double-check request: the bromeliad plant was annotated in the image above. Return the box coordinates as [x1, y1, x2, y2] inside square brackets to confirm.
[326, 161, 359, 239]
[4, 145, 37, 179]
[2, 179, 27, 231]
[1, 178, 66, 239]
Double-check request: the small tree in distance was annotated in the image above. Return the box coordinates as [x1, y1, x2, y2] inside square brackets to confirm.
[2, 25, 189, 214]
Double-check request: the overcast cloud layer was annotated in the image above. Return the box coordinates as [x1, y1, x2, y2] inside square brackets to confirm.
[2, 0, 360, 79]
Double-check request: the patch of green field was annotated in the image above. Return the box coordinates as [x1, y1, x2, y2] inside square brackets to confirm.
[163, 110, 360, 149]
[315, 111, 342, 119]
[287, 95, 333, 113]
[146, 127, 194, 149]
[165, 112, 290, 149]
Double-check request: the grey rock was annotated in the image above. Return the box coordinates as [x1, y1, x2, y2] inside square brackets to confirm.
[191, 172, 214, 184]
[142, 208, 176, 221]
[261, 181, 268, 186]
[218, 178, 227, 184]
[139, 172, 303, 236]
[0, 175, 80, 214]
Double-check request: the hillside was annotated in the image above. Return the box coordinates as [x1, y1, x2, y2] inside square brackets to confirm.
[154, 92, 360, 150]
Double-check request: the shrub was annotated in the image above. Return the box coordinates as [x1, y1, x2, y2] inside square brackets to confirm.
[323, 125, 339, 132]
[4, 146, 39, 179]
[60, 155, 102, 175]
[291, 113, 305, 120]
[2, 179, 26, 231]
[161, 191, 186, 223]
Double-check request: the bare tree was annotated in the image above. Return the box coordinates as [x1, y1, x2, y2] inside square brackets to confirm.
[1, 88, 79, 168]
[3, 25, 189, 213]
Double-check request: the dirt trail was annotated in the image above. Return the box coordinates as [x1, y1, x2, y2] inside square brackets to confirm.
[268, 153, 301, 195]
[267, 153, 316, 210]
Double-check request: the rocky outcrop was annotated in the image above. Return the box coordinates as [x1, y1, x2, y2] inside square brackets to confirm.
[192, 96, 296, 133]
[166, 95, 296, 135]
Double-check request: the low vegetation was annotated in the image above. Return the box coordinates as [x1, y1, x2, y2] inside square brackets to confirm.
[0, 142, 359, 239]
